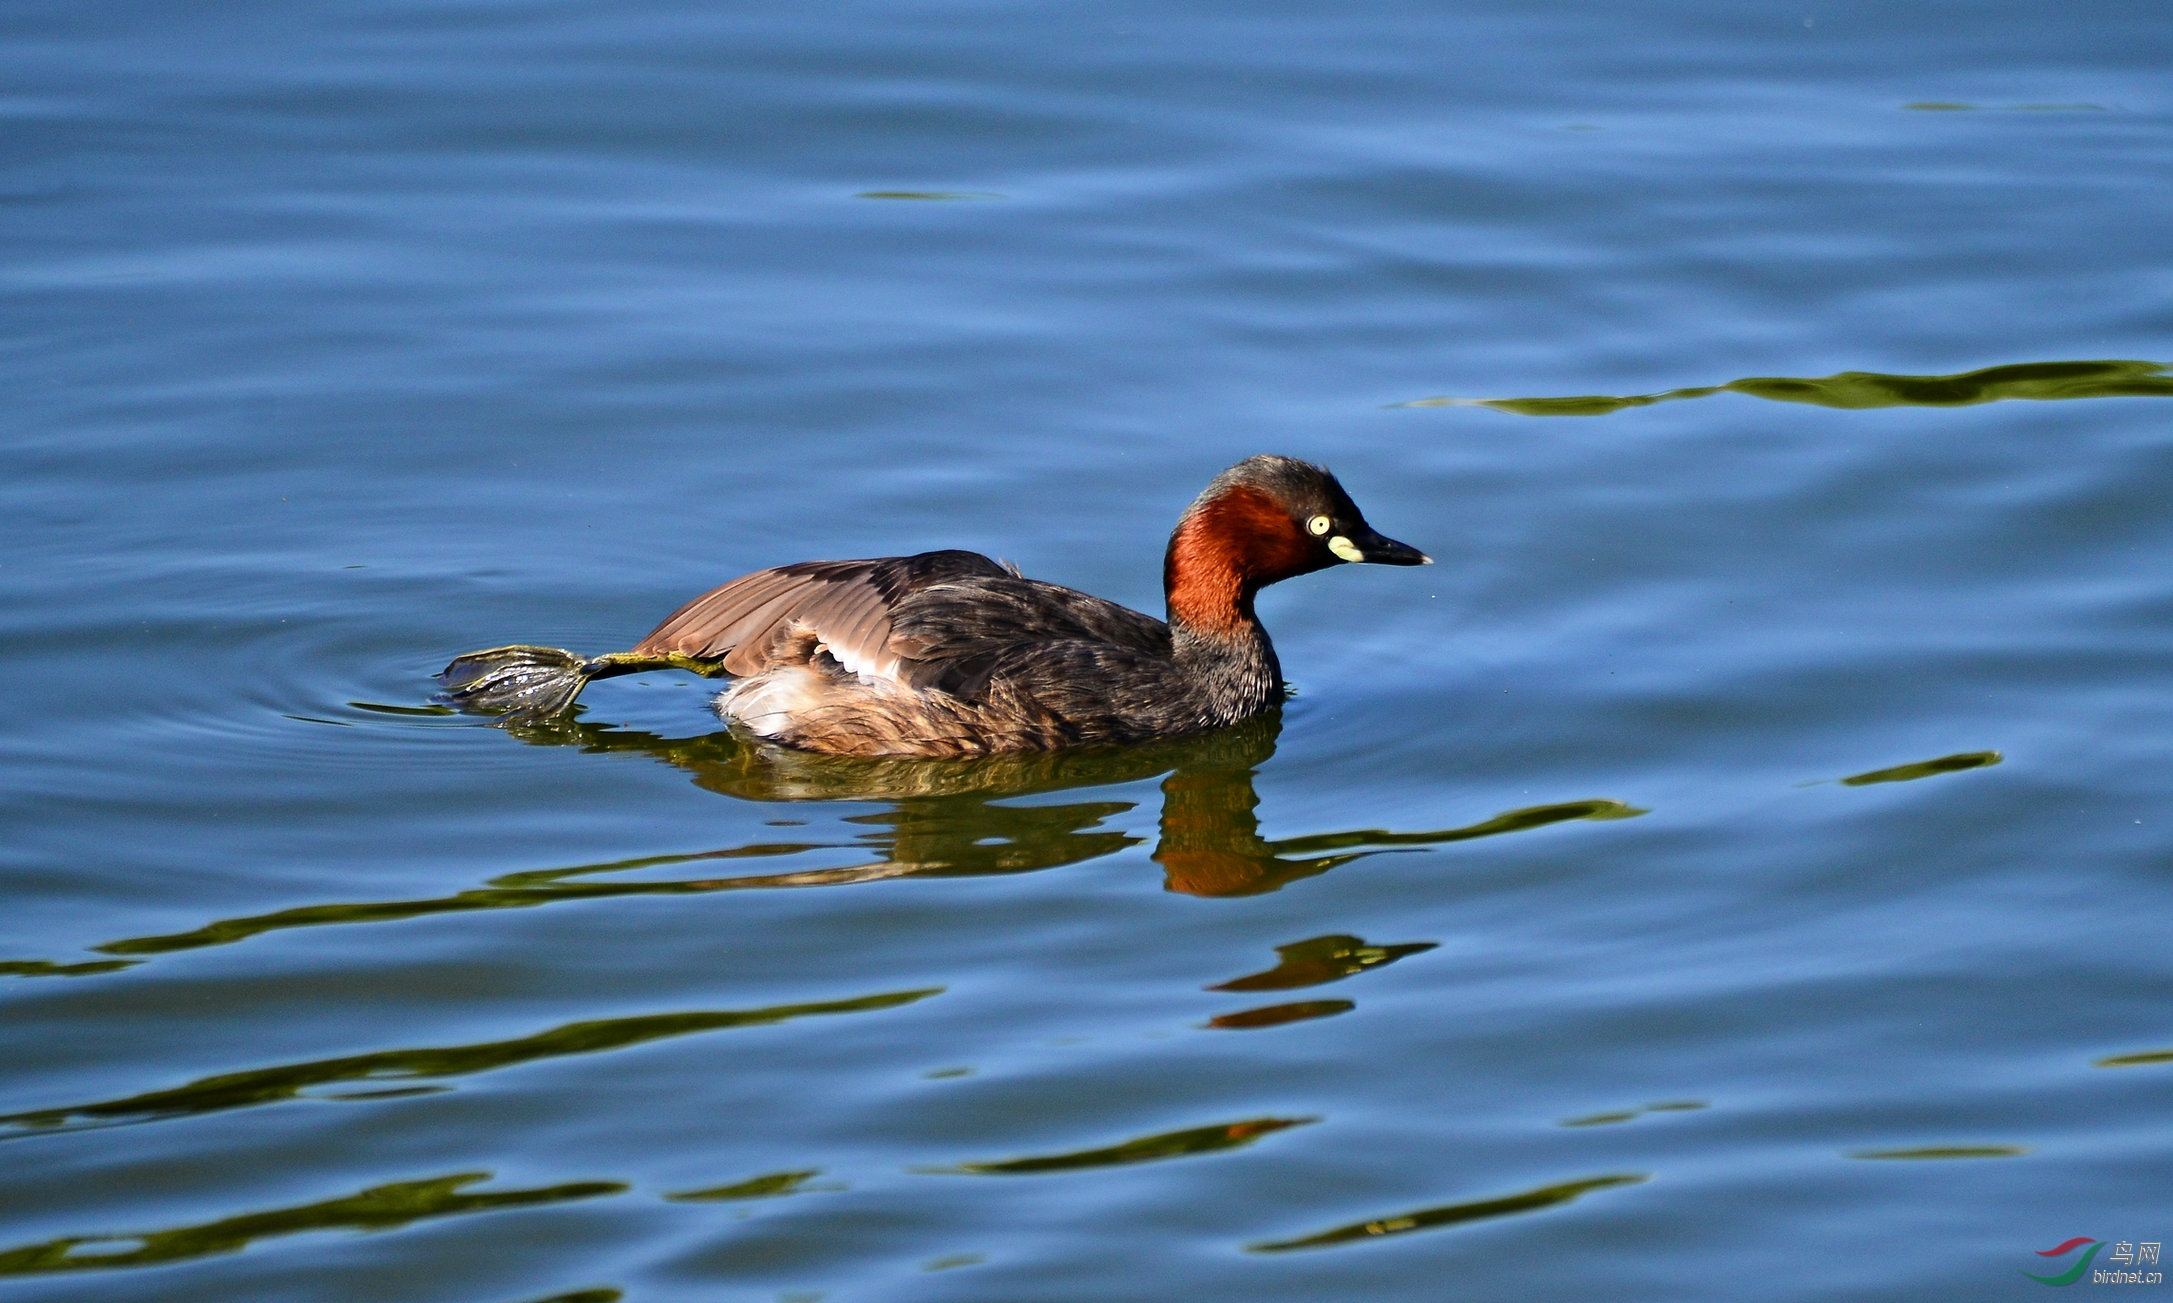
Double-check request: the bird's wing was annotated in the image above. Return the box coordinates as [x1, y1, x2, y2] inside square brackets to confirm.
[631, 550, 1017, 682]
[886, 576, 1173, 699]
[890, 577, 1169, 660]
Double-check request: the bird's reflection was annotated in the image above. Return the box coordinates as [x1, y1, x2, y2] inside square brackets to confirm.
[20, 709, 1640, 975]
[498, 707, 1642, 899]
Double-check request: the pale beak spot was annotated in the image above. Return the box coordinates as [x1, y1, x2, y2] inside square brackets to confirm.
[1328, 536, 1365, 563]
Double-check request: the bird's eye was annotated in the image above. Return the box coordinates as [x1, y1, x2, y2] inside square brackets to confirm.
[1307, 515, 1333, 536]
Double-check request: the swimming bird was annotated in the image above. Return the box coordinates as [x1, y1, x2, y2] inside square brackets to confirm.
[437, 455, 1428, 756]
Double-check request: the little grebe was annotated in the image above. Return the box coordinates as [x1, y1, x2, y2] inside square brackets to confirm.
[438, 454, 1428, 756]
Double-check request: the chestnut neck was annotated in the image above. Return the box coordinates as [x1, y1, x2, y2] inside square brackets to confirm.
[1159, 484, 1313, 725]
[1163, 483, 1320, 635]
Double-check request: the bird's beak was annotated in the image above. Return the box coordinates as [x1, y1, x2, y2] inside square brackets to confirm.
[1331, 525, 1432, 566]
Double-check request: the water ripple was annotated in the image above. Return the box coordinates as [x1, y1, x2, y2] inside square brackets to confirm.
[1248, 1174, 1650, 1252]
[0, 1172, 625, 1277]
[1393, 359, 2173, 416]
[1207, 934, 1437, 992]
[935, 1117, 1316, 1175]
[1, 989, 939, 1138]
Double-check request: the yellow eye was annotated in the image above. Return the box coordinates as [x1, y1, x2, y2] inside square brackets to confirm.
[1308, 515, 1333, 536]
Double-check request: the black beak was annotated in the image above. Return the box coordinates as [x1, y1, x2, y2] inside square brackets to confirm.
[1344, 525, 1432, 566]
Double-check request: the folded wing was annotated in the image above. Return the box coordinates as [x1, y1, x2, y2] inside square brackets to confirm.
[632, 550, 1171, 699]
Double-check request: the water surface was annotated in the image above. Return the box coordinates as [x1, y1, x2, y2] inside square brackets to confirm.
[3, 1, 2170, 1299]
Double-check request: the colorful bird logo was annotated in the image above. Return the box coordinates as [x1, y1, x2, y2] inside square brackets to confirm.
[2024, 1238, 2100, 1285]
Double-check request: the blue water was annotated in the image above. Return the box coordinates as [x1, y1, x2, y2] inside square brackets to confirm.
[4, 1, 2170, 1299]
